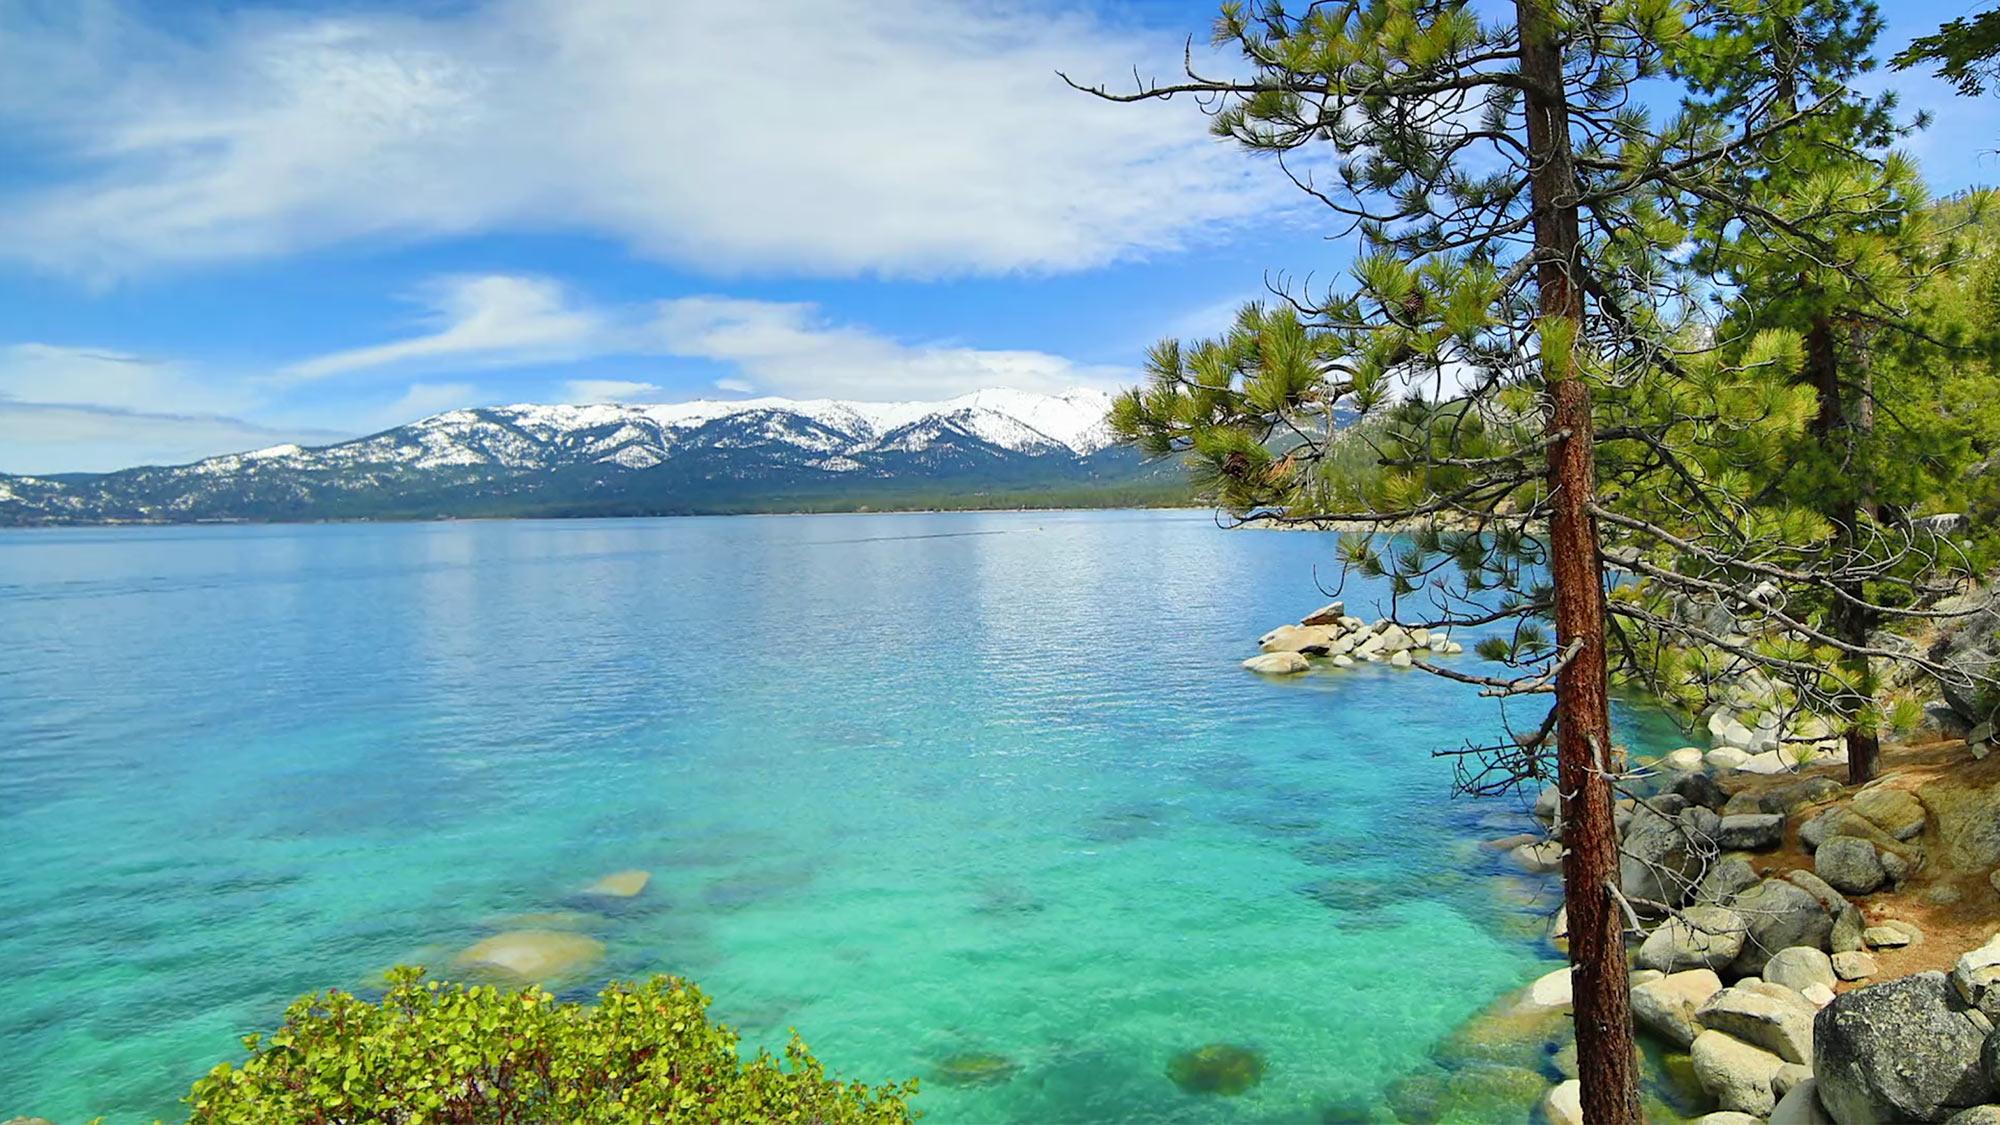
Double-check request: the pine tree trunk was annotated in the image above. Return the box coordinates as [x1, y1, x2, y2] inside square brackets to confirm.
[1517, 2, 1641, 1121]
[1805, 316, 1881, 785]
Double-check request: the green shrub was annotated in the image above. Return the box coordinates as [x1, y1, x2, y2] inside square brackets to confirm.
[185, 967, 919, 1123]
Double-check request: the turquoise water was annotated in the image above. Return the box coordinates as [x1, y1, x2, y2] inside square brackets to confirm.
[0, 510, 1678, 1123]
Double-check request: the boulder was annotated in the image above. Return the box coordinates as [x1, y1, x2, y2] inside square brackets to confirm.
[1512, 965, 1574, 1016]
[1543, 1079, 1583, 1125]
[1665, 746, 1708, 772]
[1242, 652, 1311, 676]
[1775, 1062, 1814, 1098]
[1673, 770, 1730, 812]
[1699, 1113, 1764, 1125]
[1817, 836, 1887, 895]
[1632, 968, 1724, 1049]
[1300, 601, 1346, 626]
[1259, 624, 1341, 654]
[1920, 777, 2000, 872]
[1764, 947, 1838, 994]
[1621, 799, 1722, 910]
[1535, 787, 1562, 824]
[1867, 920, 1922, 948]
[1834, 951, 1879, 981]
[1815, 971, 1997, 1122]
[1802, 982, 1837, 1009]
[1770, 1078, 1832, 1125]
[1763, 776, 1844, 814]
[1800, 806, 1905, 853]
[1698, 982, 1817, 1064]
[1509, 840, 1564, 874]
[1717, 813, 1786, 851]
[1331, 654, 1354, 667]
[1952, 934, 2000, 1019]
[1852, 786, 1929, 841]
[1639, 906, 1748, 974]
[456, 930, 605, 981]
[1389, 649, 1413, 668]
[1729, 879, 1836, 976]
[1695, 856, 1762, 906]
[1693, 1028, 1787, 1116]
[1946, 1109, 2000, 1125]
[1736, 750, 1804, 775]
[1709, 746, 1753, 771]
[1884, 850, 1914, 885]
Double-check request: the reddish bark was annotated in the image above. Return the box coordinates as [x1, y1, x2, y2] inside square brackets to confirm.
[1517, 2, 1643, 1120]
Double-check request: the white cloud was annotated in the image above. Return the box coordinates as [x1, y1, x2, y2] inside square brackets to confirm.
[284, 273, 1129, 401]
[0, 0, 1278, 280]
[0, 343, 246, 416]
[0, 402, 345, 474]
[647, 296, 1128, 401]
[562, 378, 661, 403]
[360, 381, 483, 432]
[285, 275, 603, 379]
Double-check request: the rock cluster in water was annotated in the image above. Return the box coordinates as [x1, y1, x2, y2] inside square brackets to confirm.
[450, 868, 654, 985]
[1241, 601, 1465, 676]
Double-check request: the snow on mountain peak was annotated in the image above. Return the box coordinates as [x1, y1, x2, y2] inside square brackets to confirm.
[486, 386, 1118, 456]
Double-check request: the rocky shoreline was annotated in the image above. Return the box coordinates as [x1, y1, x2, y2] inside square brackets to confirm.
[1243, 599, 2000, 1122]
[1478, 735, 2000, 1123]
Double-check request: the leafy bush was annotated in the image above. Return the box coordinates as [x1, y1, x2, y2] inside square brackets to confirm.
[185, 967, 919, 1123]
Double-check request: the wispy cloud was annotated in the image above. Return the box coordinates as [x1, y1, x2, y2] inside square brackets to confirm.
[284, 273, 1130, 401]
[648, 296, 1128, 401]
[0, 0, 1279, 281]
[284, 276, 603, 379]
[0, 401, 346, 475]
[562, 378, 661, 404]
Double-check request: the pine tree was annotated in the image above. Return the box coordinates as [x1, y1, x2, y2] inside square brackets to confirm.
[1071, 2, 1990, 1119]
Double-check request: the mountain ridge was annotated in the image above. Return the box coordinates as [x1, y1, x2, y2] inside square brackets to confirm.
[0, 387, 1187, 525]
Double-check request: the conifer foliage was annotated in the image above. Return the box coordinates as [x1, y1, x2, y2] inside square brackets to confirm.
[1071, 2, 1990, 1119]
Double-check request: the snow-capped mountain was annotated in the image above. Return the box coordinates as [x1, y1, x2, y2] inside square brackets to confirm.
[0, 388, 1172, 525]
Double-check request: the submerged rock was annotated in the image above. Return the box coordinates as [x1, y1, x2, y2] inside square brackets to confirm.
[1166, 1043, 1266, 1096]
[1242, 651, 1311, 675]
[456, 930, 604, 981]
[582, 869, 651, 898]
[933, 1052, 1021, 1087]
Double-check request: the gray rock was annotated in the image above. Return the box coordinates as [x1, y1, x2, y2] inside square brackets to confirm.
[1817, 836, 1887, 895]
[1694, 1028, 1787, 1116]
[1765, 776, 1845, 813]
[1696, 856, 1763, 905]
[1765, 947, 1838, 994]
[1639, 906, 1749, 974]
[1730, 878, 1836, 977]
[1885, 849, 1915, 885]
[1852, 786, 1929, 841]
[1945, 1108, 2000, 1125]
[1815, 971, 1997, 1122]
[1718, 813, 1786, 851]
[1242, 652, 1311, 675]
[1774, 1062, 1814, 1098]
[1784, 869, 1865, 953]
[1832, 902, 1867, 953]
[1867, 921, 1921, 948]
[1953, 934, 2000, 1020]
[1622, 800, 1722, 910]
[1699, 1113, 1764, 1125]
[1673, 770, 1729, 811]
[1770, 1078, 1832, 1124]
[1921, 775, 2000, 872]
[1833, 951, 1879, 981]
[1699, 980, 1818, 1065]
[1535, 786, 1561, 823]
[1632, 968, 1724, 1049]
[1509, 840, 1564, 874]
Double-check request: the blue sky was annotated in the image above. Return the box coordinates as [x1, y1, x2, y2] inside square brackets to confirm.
[1, 0, 1995, 473]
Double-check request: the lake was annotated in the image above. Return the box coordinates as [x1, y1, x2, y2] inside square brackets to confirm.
[0, 509, 1680, 1122]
